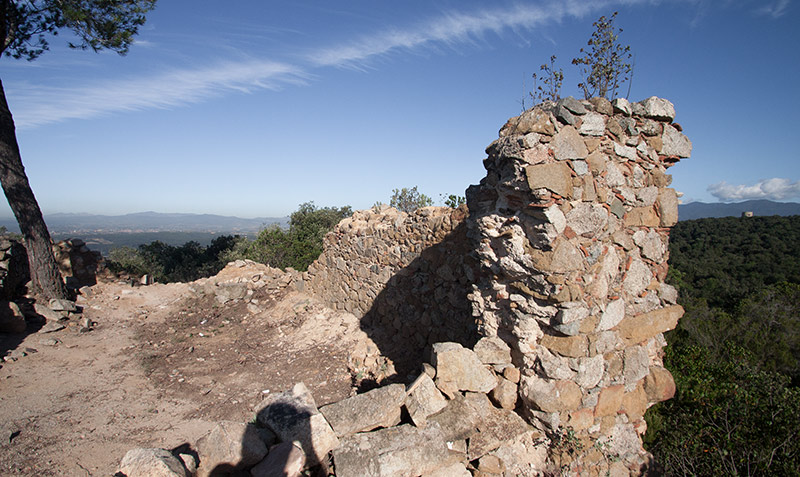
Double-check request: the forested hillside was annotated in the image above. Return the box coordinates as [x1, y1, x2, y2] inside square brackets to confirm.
[646, 215, 800, 475]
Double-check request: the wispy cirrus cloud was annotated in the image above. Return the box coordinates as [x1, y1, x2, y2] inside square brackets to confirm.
[11, 0, 648, 128]
[755, 0, 790, 18]
[708, 178, 800, 201]
[307, 1, 616, 67]
[11, 60, 307, 128]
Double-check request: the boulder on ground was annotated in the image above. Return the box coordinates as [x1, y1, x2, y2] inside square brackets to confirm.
[254, 383, 339, 467]
[196, 420, 267, 476]
[250, 442, 305, 477]
[117, 448, 188, 477]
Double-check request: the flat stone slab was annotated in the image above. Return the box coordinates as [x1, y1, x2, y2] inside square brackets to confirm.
[333, 423, 462, 477]
[319, 383, 405, 437]
[468, 402, 534, 460]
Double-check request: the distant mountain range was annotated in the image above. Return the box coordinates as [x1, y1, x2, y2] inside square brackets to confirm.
[0, 211, 288, 234]
[678, 200, 800, 221]
[0, 201, 797, 235]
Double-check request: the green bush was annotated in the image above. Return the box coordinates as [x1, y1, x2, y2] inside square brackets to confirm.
[389, 186, 433, 213]
[230, 202, 352, 272]
[646, 215, 800, 473]
[106, 235, 241, 283]
[646, 344, 800, 475]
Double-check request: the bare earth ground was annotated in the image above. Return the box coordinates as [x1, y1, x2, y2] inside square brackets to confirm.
[0, 276, 362, 476]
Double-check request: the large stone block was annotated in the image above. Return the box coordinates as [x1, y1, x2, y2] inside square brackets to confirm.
[405, 373, 448, 427]
[468, 403, 534, 460]
[657, 188, 679, 227]
[250, 442, 305, 477]
[432, 342, 497, 393]
[553, 126, 589, 160]
[473, 336, 512, 365]
[501, 108, 556, 136]
[333, 423, 462, 477]
[254, 383, 339, 467]
[639, 97, 675, 121]
[614, 305, 684, 346]
[540, 334, 588, 358]
[644, 365, 676, 403]
[196, 421, 267, 476]
[320, 383, 405, 437]
[594, 385, 624, 417]
[579, 112, 606, 136]
[525, 162, 574, 197]
[661, 124, 692, 158]
[520, 376, 582, 413]
[624, 207, 660, 227]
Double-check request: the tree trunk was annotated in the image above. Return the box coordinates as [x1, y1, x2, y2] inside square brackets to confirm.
[0, 79, 68, 300]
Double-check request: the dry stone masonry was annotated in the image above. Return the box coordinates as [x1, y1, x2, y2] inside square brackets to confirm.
[112, 96, 690, 476]
[465, 96, 689, 473]
[304, 205, 478, 376]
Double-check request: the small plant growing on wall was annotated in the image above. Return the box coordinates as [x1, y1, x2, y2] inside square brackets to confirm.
[572, 11, 632, 100]
[530, 54, 564, 104]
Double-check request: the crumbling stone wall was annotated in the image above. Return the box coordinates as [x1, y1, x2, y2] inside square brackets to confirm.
[305, 205, 478, 375]
[0, 236, 103, 299]
[300, 95, 688, 474]
[0, 237, 29, 299]
[466, 96, 689, 472]
[54, 238, 103, 289]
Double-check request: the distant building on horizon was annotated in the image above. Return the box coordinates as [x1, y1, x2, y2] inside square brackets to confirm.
[742, 211, 754, 218]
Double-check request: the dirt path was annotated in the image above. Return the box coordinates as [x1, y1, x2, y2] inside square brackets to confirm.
[0, 271, 363, 476]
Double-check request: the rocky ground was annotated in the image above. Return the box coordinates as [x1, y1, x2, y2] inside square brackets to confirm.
[0, 263, 367, 476]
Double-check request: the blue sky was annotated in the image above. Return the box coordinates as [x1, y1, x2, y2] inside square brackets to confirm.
[1, 0, 798, 218]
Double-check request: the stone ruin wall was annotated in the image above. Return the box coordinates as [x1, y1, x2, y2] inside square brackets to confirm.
[0, 236, 102, 297]
[304, 205, 478, 375]
[466, 95, 689, 470]
[305, 95, 690, 472]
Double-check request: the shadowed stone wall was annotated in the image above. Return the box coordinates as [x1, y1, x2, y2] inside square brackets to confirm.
[304, 96, 689, 474]
[304, 205, 478, 376]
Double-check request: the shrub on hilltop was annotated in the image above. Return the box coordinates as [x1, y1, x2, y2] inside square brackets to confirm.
[225, 202, 352, 272]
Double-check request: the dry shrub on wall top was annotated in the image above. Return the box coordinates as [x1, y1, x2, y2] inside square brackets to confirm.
[571, 11, 633, 100]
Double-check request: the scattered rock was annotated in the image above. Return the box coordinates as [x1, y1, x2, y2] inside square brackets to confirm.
[117, 448, 188, 477]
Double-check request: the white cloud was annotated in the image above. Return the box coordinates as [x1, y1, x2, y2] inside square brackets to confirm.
[11, 60, 307, 128]
[756, 0, 790, 18]
[10, 0, 654, 128]
[708, 178, 800, 201]
[307, 1, 614, 67]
